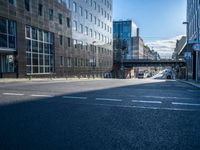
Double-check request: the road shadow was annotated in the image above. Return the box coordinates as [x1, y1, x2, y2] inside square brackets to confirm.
[0, 80, 199, 150]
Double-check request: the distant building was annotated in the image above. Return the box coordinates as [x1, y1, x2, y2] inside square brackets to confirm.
[113, 20, 137, 60]
[172, 36, 186, 60]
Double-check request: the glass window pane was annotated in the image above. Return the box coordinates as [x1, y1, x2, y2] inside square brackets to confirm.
[44, 32, 49, 42]
[0, 19, 7, 34]
[9, 36, 15, 48]
[32, 28, 38, 40]
[44, 43, 49, 53]
[33, 66, 38, 73]
[26, 53, 31, 65]
[8, 20, 16, 35]
[32, 53, 38, 65]
[45, 55, 50, 65]
[32, 41, 38, 52]
[0, 34, 7, 47]
[39, 30, 43, 41]
[26, 39, 31, 51]
[39, 42, 43, 53]
[39, 54, 43, 65]
[26, 26, 31, 38]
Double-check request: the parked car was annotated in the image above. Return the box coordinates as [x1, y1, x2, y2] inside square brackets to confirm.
[138, 72, 144, 79]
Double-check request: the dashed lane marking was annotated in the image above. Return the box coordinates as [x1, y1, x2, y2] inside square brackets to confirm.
[172, 102, 200, 106]
[141, 96, 191, 100]
[96, 98, 122, 102]
[132, 100, 162, 104]
[62, 96, 87, 100]
[3, 93, 24, 96]
[30, 94, 54, 98]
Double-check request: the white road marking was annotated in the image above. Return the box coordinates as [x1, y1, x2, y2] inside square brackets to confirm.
[141, 96, 191, 100]
[30, 94, 54, 98]
[172, 102, 200, 106]
[96, 98, 122, 102]
[3, 93, 24, 96]
[72, 102, 200, 112]
[62, 96, 87, 100]
[132, 100, 162, 104]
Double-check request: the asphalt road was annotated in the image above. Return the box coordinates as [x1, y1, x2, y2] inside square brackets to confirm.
[0, 79, 200, 150]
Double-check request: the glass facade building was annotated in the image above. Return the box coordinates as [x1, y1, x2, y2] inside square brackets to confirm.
[113, 20, 137, 60]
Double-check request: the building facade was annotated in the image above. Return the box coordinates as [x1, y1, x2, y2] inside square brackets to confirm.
[113, 20, 137, 60]
[66, 0, 113, 77]
[0, 0, 113, 78]
[0, 0, 72, 78]
[186, 0, 200, 80]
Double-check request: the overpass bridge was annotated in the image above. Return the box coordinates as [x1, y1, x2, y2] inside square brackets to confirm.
[121, 59, 186, 68]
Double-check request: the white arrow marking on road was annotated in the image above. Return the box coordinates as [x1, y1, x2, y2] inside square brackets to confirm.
[62, 96, 87, 100]
[3, 93, 24, 96]
[172, 102, 200, 106]
[96, 98, 122, 102]
[132, 100, 162, 104]
[30, 94, 54, 98]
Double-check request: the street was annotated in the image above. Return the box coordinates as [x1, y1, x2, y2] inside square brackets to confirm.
[0, 79, 200, 150]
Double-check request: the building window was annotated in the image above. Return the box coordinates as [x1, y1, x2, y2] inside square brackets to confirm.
[90, 29, 93, 37]
[38, 4, 43, 16]
[9, 0, 16, 6]
[93, 1, 96, 10]
[79, 24, 83, 33]
[25, 26, 55, 74]
[58, 13, 62, 25]
[49, 9, 53, 20]
[73, 39, 77, 48]
[79, 6, 83, 16]
[67, 37, 71, 47]
[84, 10, 88, 19]
[85, 26, 88, 35]
[67, 17, 70, 28]
[59, 35, 63, 45]
[60, 56, 64, 66]
[73, 2, 77, 12]
[0, 18, 16, 49]
[89, 13, 92, 22]
[24, 0, 31, 12]
[73, 20, 77, 31]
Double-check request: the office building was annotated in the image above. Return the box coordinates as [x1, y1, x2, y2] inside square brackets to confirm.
[66, 0, 113, 77]
[0, 0, 113, 78]
[179, 0, 200, 80]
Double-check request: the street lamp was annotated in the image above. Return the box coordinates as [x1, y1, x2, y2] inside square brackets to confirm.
[183, 21, 189, 81]
[92, 41, 96, 79]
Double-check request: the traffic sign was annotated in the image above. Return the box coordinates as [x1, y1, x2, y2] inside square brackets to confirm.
[184, 52, 192, 60]
[193, 43, 200, 51]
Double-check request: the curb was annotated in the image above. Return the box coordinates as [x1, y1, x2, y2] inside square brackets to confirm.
[178, 80, 200, 89]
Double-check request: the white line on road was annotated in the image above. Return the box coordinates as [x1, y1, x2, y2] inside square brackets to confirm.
[96, 98, 122, 102]
[132, 100, 162, 104]
[3, 93, 24, 96]
[62, 96, 87, 100]
[141, 96, 191, 100]
[172, 102, 200, 106]
[30, 94, 54, 98]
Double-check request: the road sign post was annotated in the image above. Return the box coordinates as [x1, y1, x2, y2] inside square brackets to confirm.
[193, 43, 200, 82]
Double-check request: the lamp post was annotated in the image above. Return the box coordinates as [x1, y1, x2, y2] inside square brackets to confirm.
[92, 41, 96, 79]
[183, 21, 189, 81]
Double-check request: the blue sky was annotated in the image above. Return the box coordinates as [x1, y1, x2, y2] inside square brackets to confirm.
[113, 0, 186, 42]
[113, 0, 187, 57]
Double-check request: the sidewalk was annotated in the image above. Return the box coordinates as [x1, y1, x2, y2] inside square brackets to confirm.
[178, 79, 200, 89]
[0, 77, 106, 83]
